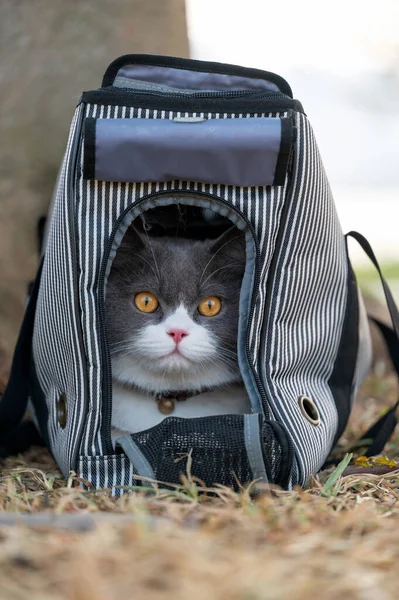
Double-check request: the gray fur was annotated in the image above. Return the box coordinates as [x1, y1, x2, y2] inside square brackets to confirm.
[105, 225, 245, 392]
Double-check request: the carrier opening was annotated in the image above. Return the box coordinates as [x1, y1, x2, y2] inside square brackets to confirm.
[103, 200, 259, 438]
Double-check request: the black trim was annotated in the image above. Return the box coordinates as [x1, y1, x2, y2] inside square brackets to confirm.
[273, 115, 295, 185]
[80, 89, 303, 115]
[266, 420, 294, 488]
[101, 54, 293, 98]
[83, 117, 96, 180]
[329, 252, 359, 446]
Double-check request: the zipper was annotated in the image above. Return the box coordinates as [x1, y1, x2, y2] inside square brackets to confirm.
[98, 190, 271, 455]
[257, 141, 296, 378]
[256, 139, 297, 484]
[80, 87, 302, 114]
[102, 86, 288, 100]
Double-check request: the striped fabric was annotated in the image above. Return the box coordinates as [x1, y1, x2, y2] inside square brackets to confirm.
[79, 454, 138, 497]
[32, 93, 350, 491]
[263, 114, 347, 482]
[32, 106, 87, 475]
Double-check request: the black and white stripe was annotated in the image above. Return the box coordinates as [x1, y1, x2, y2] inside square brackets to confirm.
[262, 114, 347, 483]
[32, 101, 349, 490]
[78, 454, 137, 497]
[32, 105, 87, 475]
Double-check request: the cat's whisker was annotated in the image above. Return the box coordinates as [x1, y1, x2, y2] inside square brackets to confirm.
[143, 229, 161, 282]
[160, 366, 168, 391]
[110, 339, 136, 349]
[216, 346, 237, 356]
[218, 355, 237, 365]
[110, 344, 136, 355]
[199, 234, 245, 282]
[201, 263, 244, 286]
[127, 253, 159, 280]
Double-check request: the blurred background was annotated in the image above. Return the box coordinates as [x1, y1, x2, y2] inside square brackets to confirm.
[187, 0, 399, 287]
[0, 0, 397, 365]
[0, 0, 188, 364]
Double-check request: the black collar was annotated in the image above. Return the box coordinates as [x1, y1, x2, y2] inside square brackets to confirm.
[155, 388, 211, 402]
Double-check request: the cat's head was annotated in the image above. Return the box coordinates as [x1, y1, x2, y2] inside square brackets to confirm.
[105, 224, 246, 394]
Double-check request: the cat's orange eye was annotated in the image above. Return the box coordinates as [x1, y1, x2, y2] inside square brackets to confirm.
[134, 292, 159, 313]
[198, 296, 221, 317]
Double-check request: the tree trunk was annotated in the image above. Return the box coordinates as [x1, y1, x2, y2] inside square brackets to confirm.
[0, 0, 188, 359]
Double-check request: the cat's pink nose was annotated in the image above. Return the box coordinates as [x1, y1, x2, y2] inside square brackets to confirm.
[167, 329, 189, 344]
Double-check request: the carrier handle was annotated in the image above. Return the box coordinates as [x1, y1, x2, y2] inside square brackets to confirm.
[101, 53, 293, 97]
[346, 231, 399, 456]
[0, 260, 43, 453]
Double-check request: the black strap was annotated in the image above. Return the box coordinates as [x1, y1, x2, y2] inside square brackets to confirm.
[369, 317, 399, 376]
[346, 231, 399, 456]
[37, 216, 47, 255]
[0, 260, 43, 439]
[0, 420, 44, 458]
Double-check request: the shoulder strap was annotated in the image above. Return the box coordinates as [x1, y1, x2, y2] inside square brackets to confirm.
[346, 231, 399, 456]
[0, 260, 43, 453]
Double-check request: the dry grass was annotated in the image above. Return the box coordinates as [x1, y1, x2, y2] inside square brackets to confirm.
[1, 371, 399, 600]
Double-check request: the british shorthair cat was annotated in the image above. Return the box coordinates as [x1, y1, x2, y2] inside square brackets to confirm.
[105, 220, 251, 444]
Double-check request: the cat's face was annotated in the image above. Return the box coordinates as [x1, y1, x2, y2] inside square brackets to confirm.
[105, 225, 246, 394]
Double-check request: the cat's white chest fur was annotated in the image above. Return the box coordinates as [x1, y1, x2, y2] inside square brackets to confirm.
[111, 382, 251, 446]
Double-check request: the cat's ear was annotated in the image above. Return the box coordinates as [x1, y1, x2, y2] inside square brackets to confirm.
[110, 223, 148, 276]
[210, 226, 246, 256]
[119, 223, 147, 251]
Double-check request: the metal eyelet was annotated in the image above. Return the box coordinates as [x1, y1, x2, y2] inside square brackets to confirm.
[298, 395, 320, 426]
[57, 393, 67, 428]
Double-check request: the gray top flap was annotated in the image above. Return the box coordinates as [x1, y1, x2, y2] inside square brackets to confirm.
[83, 116, 293, 187]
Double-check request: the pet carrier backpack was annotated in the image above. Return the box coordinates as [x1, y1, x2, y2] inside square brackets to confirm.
[1, 54, 399, 495]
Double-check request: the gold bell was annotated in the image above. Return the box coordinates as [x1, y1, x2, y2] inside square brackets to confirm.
[156, 395, 175, 415]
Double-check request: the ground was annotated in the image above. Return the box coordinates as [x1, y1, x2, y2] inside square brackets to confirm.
[0, 370, 398, 600]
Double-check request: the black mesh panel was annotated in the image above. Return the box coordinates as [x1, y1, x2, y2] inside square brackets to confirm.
[129, 414, 289, 489]
[260, 422, 284, 482]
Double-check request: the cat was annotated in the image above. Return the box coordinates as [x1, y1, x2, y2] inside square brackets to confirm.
[105, 221, 251, 444]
